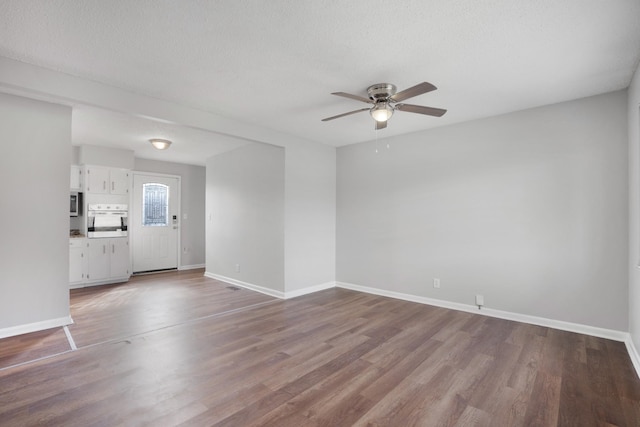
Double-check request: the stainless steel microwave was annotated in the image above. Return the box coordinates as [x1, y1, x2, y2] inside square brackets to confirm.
[70, 192, 81, 217]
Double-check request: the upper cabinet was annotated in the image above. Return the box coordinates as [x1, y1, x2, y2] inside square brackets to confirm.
[109, 168, 130, 195]
[70, 165, 82, 191]
[84, 166, 130, 195]
[84, 166, 108, 194]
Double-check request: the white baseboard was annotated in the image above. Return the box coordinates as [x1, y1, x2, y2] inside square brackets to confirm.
[284, 281, 336, 299]
[0, 315, 73, 339]
[480, 307, 628, 342]
[70, 276, 130, 289]
[336, 281, 627, 342]
[204, 272, 285, 299]
[625, 337, 640, 380]
[179, 263, 205, 271]
[203, 273, 337, 300]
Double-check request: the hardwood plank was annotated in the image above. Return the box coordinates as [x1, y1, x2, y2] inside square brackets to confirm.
[467, 341, 522, 412]
[352, 364, 460, 426]
[178, 384, 274, 426]
[262, 335, 371, 391]
[454, 405, 492, 427]
[488, 385, 530, 427]
[359, 339, 444, 403]
[250, 358, 377, 426]
[522, 371, 562, 426]
[0, 327, 70, 370]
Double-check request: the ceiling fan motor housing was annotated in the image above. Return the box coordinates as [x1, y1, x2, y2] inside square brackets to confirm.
[367, 83, 397, 102]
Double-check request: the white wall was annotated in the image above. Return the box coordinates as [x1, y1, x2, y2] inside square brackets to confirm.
[284, 140, 336, 292]
[134, 158, 206, 268]
[337, 91, 629, 331]
[206, 143, 285, 291]
[206, 138, 336, 295]
[79, 144, 134, 169]
[0, 93, 71, 335]
[71, 145, 80, 164]
[629, 63, 640, 351]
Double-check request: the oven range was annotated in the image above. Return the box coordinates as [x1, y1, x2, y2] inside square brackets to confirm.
[87, 204, 128, 238]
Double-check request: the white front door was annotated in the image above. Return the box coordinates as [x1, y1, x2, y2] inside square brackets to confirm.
[132, 174, 179, 273]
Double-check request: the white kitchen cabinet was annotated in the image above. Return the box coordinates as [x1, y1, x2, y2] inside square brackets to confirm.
[87, 239, 110, 281]
[110, 238, 130, 278]
[69, 238, 88, 286]
[84, 166, 109, 194]
[84, 166, 129, 195]
[70, 165, 82, 191]
[109, 168, 129, 195]
[86, 237, 130, 285]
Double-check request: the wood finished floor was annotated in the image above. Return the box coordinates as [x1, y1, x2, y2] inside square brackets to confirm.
[68, 269, 274, 347]
[0, 271, 639, 426]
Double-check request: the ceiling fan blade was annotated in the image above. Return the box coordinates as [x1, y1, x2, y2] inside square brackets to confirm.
[321, 108, 370, 121]
[331, 92, 373, 104]
[395, 103, 447, 117]
[390, 82, 437, 103]
[376, 120, 387, 130]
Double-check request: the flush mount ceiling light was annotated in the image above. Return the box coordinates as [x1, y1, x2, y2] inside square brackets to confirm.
[149, 138, 172, 150]
[322, 81, 447, 130]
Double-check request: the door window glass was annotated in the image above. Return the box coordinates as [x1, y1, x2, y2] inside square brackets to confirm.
[142, 183, 169, 227]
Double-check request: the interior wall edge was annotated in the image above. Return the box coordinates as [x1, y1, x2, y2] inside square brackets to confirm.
[0, 316, 73, 340]
[204, 272, 285, 299]
[283, 281, 336, 299]
[625, 337, 640, 380]
[627, 55, 640, 373]
[179, 264, 206, 271]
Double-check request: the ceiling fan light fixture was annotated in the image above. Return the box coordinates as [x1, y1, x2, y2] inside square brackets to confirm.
[370, 102, 394, 122]
[322, 81, 446, 128]
[149, 138, 172, 150]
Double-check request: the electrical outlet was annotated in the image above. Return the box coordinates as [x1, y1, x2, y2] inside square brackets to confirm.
[235, 264, 240, 273]
[433, 278, 441, 289]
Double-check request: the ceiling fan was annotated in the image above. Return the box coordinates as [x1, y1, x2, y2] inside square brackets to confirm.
[322, 82, 447, 130]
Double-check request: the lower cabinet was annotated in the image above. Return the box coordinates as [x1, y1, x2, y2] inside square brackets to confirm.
[109, 238, 130, 278]
[70, 237, 130, 288]
[87, 239, 110, 281]
[69, 239, 88, 285]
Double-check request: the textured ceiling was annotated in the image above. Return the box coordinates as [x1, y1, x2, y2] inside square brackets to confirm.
[1, 1, 639, 162]
[72, 106, 253, 166]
